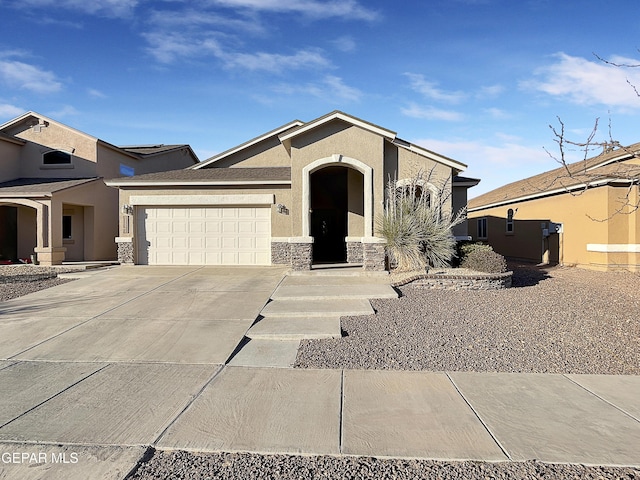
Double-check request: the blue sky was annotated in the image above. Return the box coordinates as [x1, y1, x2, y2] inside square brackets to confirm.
[1, 0, 639, 197]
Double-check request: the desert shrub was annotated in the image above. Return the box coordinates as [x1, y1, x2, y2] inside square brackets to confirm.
[452, 241, 494, 267]
[378, 171, 466, 271]
[461, 248, 508, 273]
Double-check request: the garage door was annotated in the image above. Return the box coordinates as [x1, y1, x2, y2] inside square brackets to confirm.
[137, 206, 271, 265]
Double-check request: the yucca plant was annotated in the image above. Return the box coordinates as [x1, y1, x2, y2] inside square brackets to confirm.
[377, 170, 466, 271]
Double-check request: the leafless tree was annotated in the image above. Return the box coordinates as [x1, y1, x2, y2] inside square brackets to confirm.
[541, 53, 640, 221]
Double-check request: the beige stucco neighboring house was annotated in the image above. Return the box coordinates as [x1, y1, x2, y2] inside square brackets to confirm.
[0, 112, 199, 265]
[107, 111, 478, 271]
[468, 143, 640, 272]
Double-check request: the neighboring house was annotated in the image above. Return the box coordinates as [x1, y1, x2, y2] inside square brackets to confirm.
[468, 143, 640, 272]
[0, 112, 199, 265]
[107, 111, 478, 270]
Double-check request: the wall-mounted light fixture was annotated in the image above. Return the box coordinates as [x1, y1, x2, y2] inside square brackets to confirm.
[121, 204, 134, 215]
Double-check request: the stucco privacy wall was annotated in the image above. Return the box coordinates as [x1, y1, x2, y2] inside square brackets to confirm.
[469, 185, 640, 271]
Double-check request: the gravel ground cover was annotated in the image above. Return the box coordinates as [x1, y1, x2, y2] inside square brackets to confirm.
[296, 264, 640, 374]
[129, 450, 640, 479]
[0, 265, 77, 301]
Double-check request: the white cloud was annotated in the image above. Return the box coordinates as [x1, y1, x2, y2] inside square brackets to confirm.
[332, 36, 356, 53]
[224, 49, 331, 72]
[0, 103, 24, 119]
[48, 105, 79, 118]
[15, 0, 138, 18]
[485, 107, 511, 119]
[404, 73, 467, 104]
[210, 0, 379, 21]
[524, 52, 640, 110]
[143, 32, 223, 64]
[477, 84, 504, 98]
[273, 75, 362, 102]
[87, 88, 106, 98]
[401, 103, 464, 122]
[412, 138, 554, 196]
[148, 8, 265, 35]
[0, 60, 63, 94]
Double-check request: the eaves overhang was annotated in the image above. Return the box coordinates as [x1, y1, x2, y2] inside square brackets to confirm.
[467, 177, 631, 213]
[105, 179, 291, 187]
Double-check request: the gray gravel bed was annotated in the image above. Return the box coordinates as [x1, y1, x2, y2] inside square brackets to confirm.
[295, 265, 640, 374]
[128, 450, 640, 479]
[0, 265, 77, 301]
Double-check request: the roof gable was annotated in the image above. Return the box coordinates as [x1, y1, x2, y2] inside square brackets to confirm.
[192, 111, 467, 173]
[279, 111, 396, 143]
[193, 120, 303, 169]
[0, 112, 99, 144]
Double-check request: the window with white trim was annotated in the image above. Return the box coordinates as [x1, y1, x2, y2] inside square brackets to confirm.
[506, 208, 514, 233]
[477, 217, 487, 239]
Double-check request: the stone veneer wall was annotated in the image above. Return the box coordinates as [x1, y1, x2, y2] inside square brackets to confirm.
[346, 241, 364, 264]
[116, 240, 134, 265]
[363, 242, 386, 271]
[271, 242, 290, 265]
[392, 271, 513, 290]
[290, 242, 313, 270]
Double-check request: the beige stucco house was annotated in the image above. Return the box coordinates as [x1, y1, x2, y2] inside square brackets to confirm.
[107, 111, 477, 271]
[0, 112, 199, 265]
[468, 143, 640, 272]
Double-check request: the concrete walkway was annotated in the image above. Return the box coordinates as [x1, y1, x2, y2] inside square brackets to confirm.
[1, 266, 639, 479]
[229, 271, 398, 367]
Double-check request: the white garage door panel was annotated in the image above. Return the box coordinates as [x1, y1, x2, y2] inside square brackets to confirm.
[138, 206, 271, 265]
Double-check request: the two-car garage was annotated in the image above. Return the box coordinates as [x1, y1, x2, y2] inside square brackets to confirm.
[133, 196, 273, 266]
[107, 167, 291, 267]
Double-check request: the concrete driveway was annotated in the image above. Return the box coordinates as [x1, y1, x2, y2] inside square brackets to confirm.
[0, 265, 286, 479]
[0, 266, 286, 364]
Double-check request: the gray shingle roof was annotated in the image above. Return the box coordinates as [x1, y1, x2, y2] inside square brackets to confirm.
[0, 178, 100, 196]
[107, 167, 291, 185]
[119, 145, 190, 156]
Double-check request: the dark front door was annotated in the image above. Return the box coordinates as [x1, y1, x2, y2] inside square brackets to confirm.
[0, 206, 18, 262]
[310, 167, 347, 263]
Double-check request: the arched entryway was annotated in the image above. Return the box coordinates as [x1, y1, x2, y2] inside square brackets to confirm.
[310, 166, 350, 262]
[302, 155, 371, 265]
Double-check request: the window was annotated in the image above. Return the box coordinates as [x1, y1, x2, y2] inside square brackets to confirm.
[119, 164, 135, 176]
[477, 217, 487, 239]
[43, 150, 72, 165]
[62, 215, 72, 239]
[506, 208, 514, 233]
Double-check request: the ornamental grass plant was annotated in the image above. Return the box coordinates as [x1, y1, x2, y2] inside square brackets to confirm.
[378, 171, 466, 271]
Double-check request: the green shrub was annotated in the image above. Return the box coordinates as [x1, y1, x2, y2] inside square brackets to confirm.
[461, 248, 508, 273]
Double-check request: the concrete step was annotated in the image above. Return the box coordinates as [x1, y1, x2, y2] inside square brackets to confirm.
[227, 338, 300, 368]
[260, 298, 374, 318]
[271, 284, 398, 301]
[247, 316, 341, 340]
[281, 275, 392, 286]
